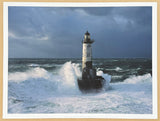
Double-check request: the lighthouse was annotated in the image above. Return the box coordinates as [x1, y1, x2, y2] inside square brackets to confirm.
[78, 31, 105, 92]
[82, 31, 94, 70]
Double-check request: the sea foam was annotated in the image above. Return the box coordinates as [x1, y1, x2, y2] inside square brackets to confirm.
[123, 73, 152, 84]
[8, 62, 152, 114]
[9, 62, 82, 95]
[9, 61, 111, 93]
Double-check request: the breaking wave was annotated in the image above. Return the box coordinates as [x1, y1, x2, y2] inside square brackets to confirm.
[9, 61, 152, 96]
[28, 64, 39, 67]
[123, 73, 152, 84]
[9, 62, 111, 97]
[115, 67, 122, 71]
[9, 62, 82, 96]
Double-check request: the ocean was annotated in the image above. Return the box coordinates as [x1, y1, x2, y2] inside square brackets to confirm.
[8, 58, 152, 114]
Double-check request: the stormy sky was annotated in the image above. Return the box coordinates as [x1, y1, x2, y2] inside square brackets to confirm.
[8, 7, 152, 58]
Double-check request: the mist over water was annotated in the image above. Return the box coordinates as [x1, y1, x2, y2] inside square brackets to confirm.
[8, 58, 152, 114]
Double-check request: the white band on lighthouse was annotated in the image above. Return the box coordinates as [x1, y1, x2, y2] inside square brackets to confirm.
[82, 43, 92, 69]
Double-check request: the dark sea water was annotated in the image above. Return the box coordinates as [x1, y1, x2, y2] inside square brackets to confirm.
[8, 58, 152, 114]
[9, 58, 152, 83]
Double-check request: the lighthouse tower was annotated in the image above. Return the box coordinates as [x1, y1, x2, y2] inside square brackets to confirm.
[82, 31, 94, 70]
[82, 31, 96, 81]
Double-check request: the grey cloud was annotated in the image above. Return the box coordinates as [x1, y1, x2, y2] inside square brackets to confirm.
[8, 7, 152, 58]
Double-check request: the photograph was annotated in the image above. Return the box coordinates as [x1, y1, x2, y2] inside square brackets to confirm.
[3, 2, 158, 119]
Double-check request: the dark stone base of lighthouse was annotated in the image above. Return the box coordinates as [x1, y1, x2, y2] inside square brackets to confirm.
[77, 68, 106, 92]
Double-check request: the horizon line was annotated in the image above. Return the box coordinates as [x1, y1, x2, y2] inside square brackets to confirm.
[8, 57, 152, 59]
